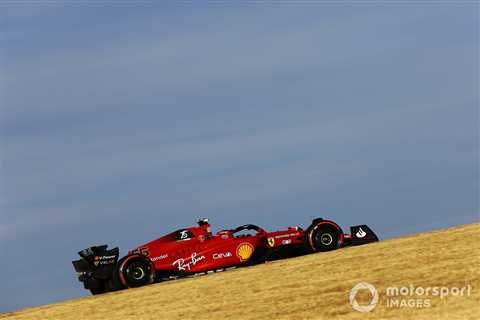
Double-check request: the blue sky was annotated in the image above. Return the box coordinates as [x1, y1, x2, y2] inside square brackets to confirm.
[0, 1, 478, 313]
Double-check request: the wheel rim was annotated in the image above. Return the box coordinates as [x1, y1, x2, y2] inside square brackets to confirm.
[126, 262, 149, 282]
[120, 258, 154, 288]
[319, 233, 333, 246]
[131, 266, 145, 280]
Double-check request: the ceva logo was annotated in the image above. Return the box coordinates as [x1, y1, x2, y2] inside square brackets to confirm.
[213, 252, 232, 260]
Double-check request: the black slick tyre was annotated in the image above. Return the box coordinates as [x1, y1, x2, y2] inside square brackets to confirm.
[307, 224, 341, 252]
[118, 256, 155, 288]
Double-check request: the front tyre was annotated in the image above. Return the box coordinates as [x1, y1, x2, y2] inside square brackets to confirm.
[118, 256, 155, 288]
[307, 224, 341, 252]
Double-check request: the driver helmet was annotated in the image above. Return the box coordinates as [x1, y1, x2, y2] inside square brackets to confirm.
[198, 218, 210, 226]
[198, 218, 212, 235]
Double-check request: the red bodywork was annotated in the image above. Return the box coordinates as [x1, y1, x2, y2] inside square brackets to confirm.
[73, 218, 378, 293]
[128, 221, 333, 275]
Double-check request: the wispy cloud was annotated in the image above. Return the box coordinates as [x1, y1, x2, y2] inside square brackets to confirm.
[1, 100, 474, 240]
[2, 5, 441, 119]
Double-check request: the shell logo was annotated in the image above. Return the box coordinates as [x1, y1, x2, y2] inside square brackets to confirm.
[236, 243, 254, 262]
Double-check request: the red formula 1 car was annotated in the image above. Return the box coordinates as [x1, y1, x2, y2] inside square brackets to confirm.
[72, 217, 378, 294]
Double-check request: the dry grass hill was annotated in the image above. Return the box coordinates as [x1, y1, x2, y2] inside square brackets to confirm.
[1, 223, 479, 320]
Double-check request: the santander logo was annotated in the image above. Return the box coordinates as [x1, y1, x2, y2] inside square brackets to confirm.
[356, 227, 367, 238]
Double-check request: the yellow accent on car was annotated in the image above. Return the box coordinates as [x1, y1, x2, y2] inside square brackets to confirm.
[237, 243, 254, 261]
[267, 237, 275, 248]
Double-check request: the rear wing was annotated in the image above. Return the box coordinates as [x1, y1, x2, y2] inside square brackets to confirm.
[72, 245, 119, 280]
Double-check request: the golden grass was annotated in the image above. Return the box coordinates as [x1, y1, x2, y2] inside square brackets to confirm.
[2, 223, 479, 320]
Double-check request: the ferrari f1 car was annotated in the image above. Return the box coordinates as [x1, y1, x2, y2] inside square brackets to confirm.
[72, 217, 378, 294]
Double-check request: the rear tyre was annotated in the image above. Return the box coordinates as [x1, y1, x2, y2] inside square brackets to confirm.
[118, 256, 155, 288]
[307, 224, 341, 252]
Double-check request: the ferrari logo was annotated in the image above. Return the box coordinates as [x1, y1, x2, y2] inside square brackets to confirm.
[267, 237, 275, 248]
[237, 243, 254, 262]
